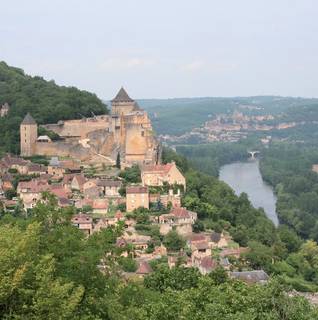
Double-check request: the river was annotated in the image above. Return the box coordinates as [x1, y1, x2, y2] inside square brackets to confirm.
[219, 160, 278, 226]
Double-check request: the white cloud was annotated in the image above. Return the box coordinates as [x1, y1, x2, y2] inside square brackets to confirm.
[181, 60, 238, 73]
[100, 57, 156, 70]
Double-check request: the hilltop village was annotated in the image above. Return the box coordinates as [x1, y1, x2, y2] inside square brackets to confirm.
[0, 89, 266, 281]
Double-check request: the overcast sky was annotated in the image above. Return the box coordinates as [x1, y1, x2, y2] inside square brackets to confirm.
[1, 0, 318, 99]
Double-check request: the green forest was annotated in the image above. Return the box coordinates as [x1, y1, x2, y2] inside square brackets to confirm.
[0, 61, 108, 155]
[260, 143, 318, 240]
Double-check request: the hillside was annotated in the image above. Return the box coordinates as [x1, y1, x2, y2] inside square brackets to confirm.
[138, 96, 318, 136]
[0, 61, 108, 154]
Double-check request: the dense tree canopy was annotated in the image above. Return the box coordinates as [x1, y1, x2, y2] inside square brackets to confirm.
[0, 61, 108, 155]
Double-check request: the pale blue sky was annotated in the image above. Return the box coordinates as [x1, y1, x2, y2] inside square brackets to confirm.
[1, 0, 318, 99]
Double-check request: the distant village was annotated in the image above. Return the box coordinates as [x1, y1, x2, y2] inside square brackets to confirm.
[0, 91, 269, 284]
[160, 108, 298, 145]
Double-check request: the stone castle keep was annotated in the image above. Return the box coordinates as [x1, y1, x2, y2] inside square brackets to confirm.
[20, 88, 161, 166]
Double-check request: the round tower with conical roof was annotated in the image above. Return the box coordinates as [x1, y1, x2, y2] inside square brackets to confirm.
[20, 113, 38, 156]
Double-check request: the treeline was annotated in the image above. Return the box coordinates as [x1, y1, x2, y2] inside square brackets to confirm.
[176, 142, 250, 176]
[260, 143, 318, 241]
[0, 61, 108, 154]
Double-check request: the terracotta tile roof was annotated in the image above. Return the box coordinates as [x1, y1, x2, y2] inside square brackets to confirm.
[27, 164, 47, 172]
[72, 214, 92, 224]
[190, 233, 207, 242]
[2, 155, 29, 167]
[72, 174, 86, 186]
[63, 174, 75, 184]
[18, 180, 49, 193]
[126, 186, 148, 194]
[193, 241, 209, 250]
[142, 163, 173, 174]
[93, 199, 108, 210]
[136, 261, 153, 274]
[200, 256, 216, 271]
[170, 207, 191, 219]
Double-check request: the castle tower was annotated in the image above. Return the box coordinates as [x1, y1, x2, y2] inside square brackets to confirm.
[20, 113, 38, 156]
[111, 87, 137, 116]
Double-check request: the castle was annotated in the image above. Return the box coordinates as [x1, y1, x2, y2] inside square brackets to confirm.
[20, 88, 161, 166]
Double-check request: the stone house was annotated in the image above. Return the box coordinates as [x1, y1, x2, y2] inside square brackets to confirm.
[136, 261, 153, 275]
[158, 207, 197, 236]
[195, 256, 217, 275]
[126, 186, 149, 212]
[141, 162, 186, 189]
[48, 157, 65, 178]
[209, 232, 229, 249]
[27, 163, 47, 175]
[71, 213, 93, 235]
[159, 207, 197, 225]
[71, 174, 86, 192]
[84, 186, 100, 199]
[92, 199, 109, 215]
[1, 155, 30, 174]
[97, 179, 122, 196]
[17, 179, 49, 209]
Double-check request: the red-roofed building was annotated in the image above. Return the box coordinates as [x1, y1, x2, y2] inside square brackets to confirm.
[92, 199, 109, 214]
[71, 214, 93, 235]
[136, 261, 153, 275]
[141, 161, 186, 188]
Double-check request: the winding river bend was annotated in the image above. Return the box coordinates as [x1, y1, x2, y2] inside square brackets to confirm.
[219, 160, 278, 226]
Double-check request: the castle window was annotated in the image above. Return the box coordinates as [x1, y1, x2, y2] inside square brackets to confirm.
[141, 131, 144, 137]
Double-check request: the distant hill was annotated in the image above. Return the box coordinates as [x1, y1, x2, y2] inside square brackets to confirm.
[0, 61, 108, 154]
[138, 96, 318, 136]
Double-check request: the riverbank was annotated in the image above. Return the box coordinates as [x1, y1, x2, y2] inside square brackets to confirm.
[219, 159, 278, 226]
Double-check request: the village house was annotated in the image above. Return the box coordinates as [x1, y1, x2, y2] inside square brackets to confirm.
[209, 232, 229, 249]
[0, 155, 30, 175]
[122, 233, 151, 251]
[71, 213, 93, 235]
[92, 199, 109, 215]
[158, 207, 197, 236]
[195, 256, 217, 275]
[126, 186, 149, 212]
[159, 207, 197, 225]
[141, 161, 186, 189]
[71, 174, 86, 192]
[48, 157, 65, 178]
[26, 163, 47, 176]
[97, 179, 122, 197]
[136, 261, 153, 275]
[17, 179, 50, 209]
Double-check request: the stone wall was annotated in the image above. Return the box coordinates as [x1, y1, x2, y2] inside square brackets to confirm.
[44, 115, 111, 138]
